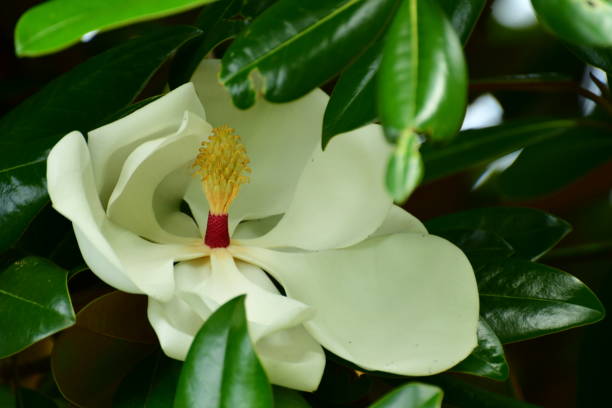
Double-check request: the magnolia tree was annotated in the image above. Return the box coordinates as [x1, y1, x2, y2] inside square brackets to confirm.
[0, 1, 610, 407]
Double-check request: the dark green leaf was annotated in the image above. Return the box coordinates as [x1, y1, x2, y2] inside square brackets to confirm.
[452, 318, 509, 381]
[0, 26, 200, 254]
[51, 292, 156, 408]
[429, 376, 541, 408]
[370, 382, 443, 408]
[433, 229, 514, 268]
[274, 387, 311, 408]
[422, 119, 577, 182]
[174, 296, 272, 408]
[499, 125, 612, 198]
[531, 0, 612, 48]
[568, 43, 612, 73]
[322, 32, 383, 146]
[241, 0, 279, 17]
[16, 388, 58, 408]
[436, 0, 486, 44]
[0, 385, 16, 408]
[0, 257, 75, 358]
[114, 352, 182, 408]
[15, 0, 214, 56]
[220, 0, 398, 108]
[385, 131, 424, 202]
[169, 0, 247, 88]
[426, 207, 571, 260]
[378, 0, 467, 142]
[478, 259, 604, 343]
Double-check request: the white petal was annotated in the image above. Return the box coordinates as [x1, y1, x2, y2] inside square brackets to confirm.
[191, 60, 328, 226]
[88, 83, 205, 205]
[233, 233, 479, 376]
[238, 125, 393, 250]
[47, 131, 205, 301]
[106, 112, 210, 244]
[370, 205, 427, 237]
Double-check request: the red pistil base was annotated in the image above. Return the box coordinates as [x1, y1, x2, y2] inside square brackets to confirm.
[204, 213, 230, 248]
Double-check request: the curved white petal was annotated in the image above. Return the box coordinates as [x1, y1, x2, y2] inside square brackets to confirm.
[370, 205, 427, 237]
[106, 112, 210, 244]
[88, 83, 205, 205]
[239, 125, 393, 251]
[190, 60, 328, 226]
[233, 233, 479, 376]
[47, 131, 205, 301]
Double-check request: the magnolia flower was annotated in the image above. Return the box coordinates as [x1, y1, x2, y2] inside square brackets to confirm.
[47, 60, 479, 391]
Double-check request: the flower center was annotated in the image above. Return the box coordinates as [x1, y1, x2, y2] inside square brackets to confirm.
[193, 125, 251, 248]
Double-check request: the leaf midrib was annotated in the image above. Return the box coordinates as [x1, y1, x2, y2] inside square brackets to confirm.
[480, 292, 599, 311]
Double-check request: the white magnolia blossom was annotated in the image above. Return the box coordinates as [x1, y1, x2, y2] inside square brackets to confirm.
[47, 59, 479, 391]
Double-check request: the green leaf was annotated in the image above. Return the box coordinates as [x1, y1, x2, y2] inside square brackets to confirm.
[114, 352, 183, 408]
[499, 125, 612, 198]
[386, 131, 424, 202]
[0, 385, 16, 408]
[16, 388, 58, 408]
[220, 0, 398, 109]
[51, 292, 157, 408]
[568, 43, 612, 73]
[0, 257, 75, 358]
[169, 0, 247, 88]
[174, 296, 273, 408]
[15, 0, 214, 56]
[436, 0, 486, 44]
[426, 207, 571, 260]
[452, 318, 509, 381]
[322, 31, 384, 147]
[478, 259, 604, 343]
[421, 119, 577, 182]
[433, 229, 514, 268]
[370, 383, 443, 408]
[0, 26, 200, 254]
[531, 0, 612, 48]
[273, 387, 311, 408]
[378, 0, 467, 143]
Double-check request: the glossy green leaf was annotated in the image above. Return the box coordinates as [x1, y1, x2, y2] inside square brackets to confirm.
[15, 0, 214, 56]
[241, 0, 279, 17]
[426, 207, 571, 261]
[0, 26, 200, 254]
[386, 131, 424, 202]
[370, 382, 443, 408]
[433, 229, 514, 268]
[378, 0, 467, 143]
[322, 34, 384, 147]
[478, 259, 604, 343]
[499, 125, 612, 198]
[568, 43, 612, 73]
[51, 292, 156, 408]
[531, 0, 612, 48]
[274, 387, 311, 408]
[169, 0, 247, 88]
[452, 318, 509, 381]
[114, 352, 182, 408]
[174, 296, 272, 408]
[436, 0, 486, 44]
[0, 257, 75, 358]
[220, 0, 398, 108]
[421, 119, 577, 182]
[429, 376, 541, 408]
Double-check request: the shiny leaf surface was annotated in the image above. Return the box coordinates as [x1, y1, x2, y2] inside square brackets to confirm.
[0, 26, 200, 254]
[434, 229, 514, 268]
[436, 0, 486, 44]
[114, 352, 182, 408]
[51, 292, 156, 408]
[478, 259, 604, 343]
[422, 119, 577, 182]
[531, 0, 612, 48]
[174, 296, 272, 408]
[370, 382, 443, 408]
[385, 131, 424, 202]
[169, 0, 247, 88]
[220, 0, 398, 108]
[426, 207, 571, 260]
[0, 257, 75, 358]
[452, 318, 508, 381]
[378, 0, 467, 142]
[15, 0, 213, 56]
[499, 125, 612, 198]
